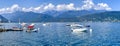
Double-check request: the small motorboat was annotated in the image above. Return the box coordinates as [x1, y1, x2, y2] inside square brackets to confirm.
[71, 27, 88, 32]
[21, 22, 27, 27]
[31, 28, 40, 32]
[26, 28, 39, 32]
[67, 23, 91, 28]
[42, 23, 50, 26]
[26, 23, 40, 32]
[67, 23, 83, 27]
[43, 23, 47, 26]
[71, 24, 88, 32]
[26, 23, 35, 32]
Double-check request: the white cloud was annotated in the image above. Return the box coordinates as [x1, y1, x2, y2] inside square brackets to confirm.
[56, 3, 75, 11]
[7, 4, 20, 13]
[0, 0, 111, 14]
[94, 3, 111, 10]
[81, 0, 94, 10]
[0, 4, 20, 14]
[0, 8, 5, 13]
[11, 4, 19, 11]
[66, 3, 75, 10]
[81, 0, 111, 10]
[43, 3, 55, 10]
[22, 7, 33, 12]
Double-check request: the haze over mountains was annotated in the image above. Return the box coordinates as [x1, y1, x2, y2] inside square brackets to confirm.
[0, 10, 120, 22]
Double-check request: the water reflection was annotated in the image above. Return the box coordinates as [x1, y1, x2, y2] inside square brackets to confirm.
[72, 32, 88, 37]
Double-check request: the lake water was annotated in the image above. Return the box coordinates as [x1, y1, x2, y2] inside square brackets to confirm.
[0, 22, 120, 46]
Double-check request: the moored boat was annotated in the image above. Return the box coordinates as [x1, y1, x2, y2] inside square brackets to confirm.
[70, 24, 89, 32]
[26, 23, 35, 32]
[26, 23, 39, 32]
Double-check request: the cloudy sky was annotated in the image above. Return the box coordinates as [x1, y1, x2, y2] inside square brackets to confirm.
[0, 0, 119, 14]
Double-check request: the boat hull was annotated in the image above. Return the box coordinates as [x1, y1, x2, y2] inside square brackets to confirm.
[72, 28, 88, 32]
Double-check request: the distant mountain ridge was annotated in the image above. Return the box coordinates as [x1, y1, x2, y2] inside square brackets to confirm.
[56, 10, 105, 18]
[1, 10, 120, 22]
[77, 11, 120, 22]
[2, 11, 53, 22]
[43, 10, 106, 18]
[0, 15, 8, 23]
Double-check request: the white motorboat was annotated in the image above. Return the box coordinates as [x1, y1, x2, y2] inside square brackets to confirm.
[43, 23, 47, 26]
[21, 22, 27, 27]
[26, 28, 40, 32]
[32, 28, 40, 32]
[42, 23, 50, 26]
[66, 23, 83, 27]
[72, 28, 88, 32]
[70, 24, 88, 32]
[67, 23, 90, 27]
[71, 24, 83, 27]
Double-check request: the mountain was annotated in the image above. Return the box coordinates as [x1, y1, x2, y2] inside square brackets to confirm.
[77, 11, 120, 22]
[42, 10, 66, 17]
[2, 11, 53, 22]
[56, 10, 105, 18]
[43, 10, 105, 18]
[0, 15, 8, 23]
[48, 11, 120, 22]
[2, 11, 120, 22]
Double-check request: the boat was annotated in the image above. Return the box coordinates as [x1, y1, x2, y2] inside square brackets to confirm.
[7, 29, 23, 31]
[26, 28, 39, 32]
[66, 23, 91, 27]
[21, 22, 27, 27]
[31, 28, 40, 32]
[70, 24, 89, 32]
[7, 27, 23, 31]
[42, 23, 50, 26]
[26, 23, 35, 32]
[71, 24, 83, 27]
[43, 23, 47, 26]
[26, 23, 39, 32]
[71, 26, 88, 32]
[66, 23, 83, 27]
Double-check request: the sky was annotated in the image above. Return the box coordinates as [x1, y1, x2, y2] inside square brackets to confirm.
[0, 0, 119, 14]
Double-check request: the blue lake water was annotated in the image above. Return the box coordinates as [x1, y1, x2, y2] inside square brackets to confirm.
[0, 22, 120, 46]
